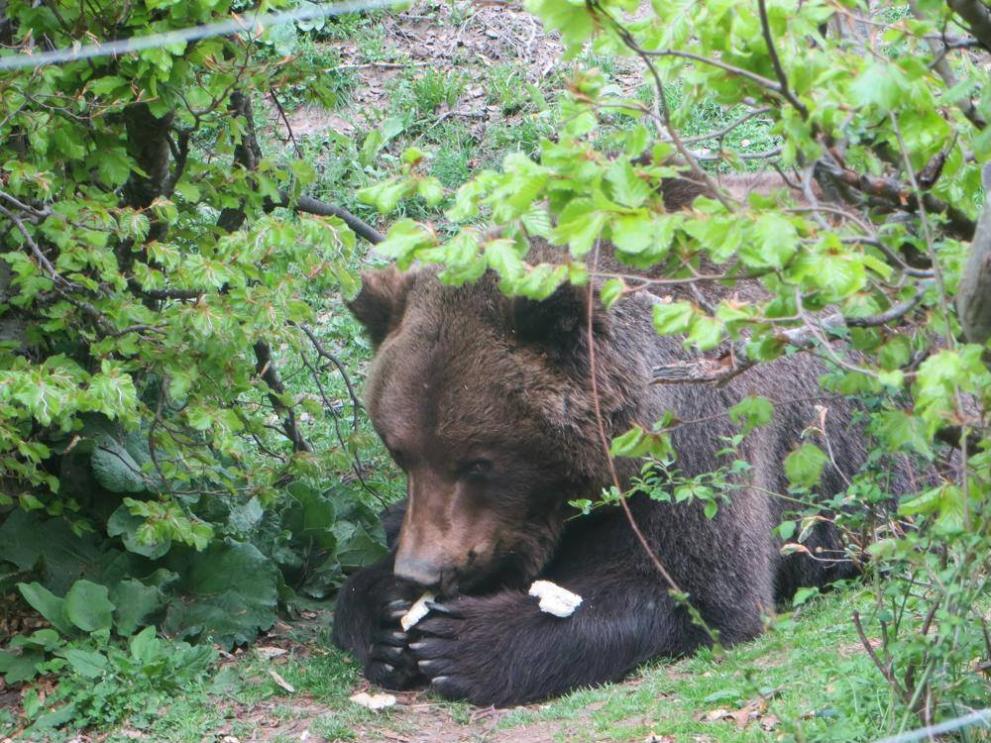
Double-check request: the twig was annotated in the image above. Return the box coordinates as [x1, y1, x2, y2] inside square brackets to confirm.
[0, 202, 60, 280]
[639, 47, 783, 94]
[911, 0, 986, 129]
[650, 286, 928, 385]
[874, 709, 991, 743]
[296, 323, 362, 431]
[270, 89, 302, 157]
[586, 242, 685, 594]
[947, 0, 991, 51]
[814, 158, 976, 240]
[254, 340, 312, 453]
[592, 2, 736, 212]
[691, 146, 782, 162]
[853, 610, 909, 702]
[757, 0, 808, 118]
[681, 107, 773, 144]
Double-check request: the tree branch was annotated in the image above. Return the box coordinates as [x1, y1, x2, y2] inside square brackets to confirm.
[815, 158, 976, 240]
[947, 0, 991, 51]
[253, 340, 311, 453]
[651, 286, 929, 385]
[757, 0, 808, 117]
[289, 194, 384, 245]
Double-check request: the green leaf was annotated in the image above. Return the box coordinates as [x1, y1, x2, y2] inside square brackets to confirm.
[605, 160, 650, 208]
[741, 213, 798, 270]
[851, 62, 908, 111]
[375, 220, 435, 268]
[783, 443, 829, 488]
[111, 579, 165, 636]
[61, 648, 108, 679]
[552, 200, 607, 257]
[18, 582, 73, 635]
[611, 213, 655, 254]
[600, 278, 625, 309]
[729, 396, 775, 432]
[164, 541, 279, 648]
[91, 436, 146, 494]
[108, 505, 172, 559]
[792, 586, 820, 607]
[129, 626, 162, 665]
[417, 176, 445, 206]
[686, 315, 723, 351]
[652, 301, 695, 335]
[0, 649, 44, 684]
[610, 426, 646, 457]
[64, 580, 115, 633]
[775, 520, 797, 540]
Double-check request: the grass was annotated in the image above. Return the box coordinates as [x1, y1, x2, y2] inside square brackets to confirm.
[13, 587, 889, 742]
[496, 588, 887, 742]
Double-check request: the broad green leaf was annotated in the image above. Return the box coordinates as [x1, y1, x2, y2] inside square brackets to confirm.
[61, 648, 108, 679]
[741, 213, 798, 270]
[64, 580, 114, 633]
[18, 582, 73, 635]
[729, 396, 775, 432]
[611, 213, 655, 255]
[111, 579, 165, 636]
[552, 199, 607, 257]
[605, 160, 650, 208]
[783, 443, 829, 488]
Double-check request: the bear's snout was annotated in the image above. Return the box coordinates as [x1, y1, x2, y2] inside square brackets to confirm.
[394, 551, 443, 587]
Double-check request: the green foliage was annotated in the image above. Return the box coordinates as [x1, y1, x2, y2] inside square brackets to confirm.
[0, 0, 402, 731]
[362, 0, 991, 735]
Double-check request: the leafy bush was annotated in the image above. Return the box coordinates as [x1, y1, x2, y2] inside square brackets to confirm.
[0, 0, 399, 720]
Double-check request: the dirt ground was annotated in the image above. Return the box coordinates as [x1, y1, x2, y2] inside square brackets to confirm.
[275, 1, 643, 143]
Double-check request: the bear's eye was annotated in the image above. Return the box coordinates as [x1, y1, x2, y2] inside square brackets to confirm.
[458, 459, 493, 480]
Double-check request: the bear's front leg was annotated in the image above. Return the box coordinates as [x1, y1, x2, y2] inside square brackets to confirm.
[332, 554, 426, 690]
[408, 577, 707, 706]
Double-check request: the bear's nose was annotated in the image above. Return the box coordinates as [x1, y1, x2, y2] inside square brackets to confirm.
[394, 554, 442, 587]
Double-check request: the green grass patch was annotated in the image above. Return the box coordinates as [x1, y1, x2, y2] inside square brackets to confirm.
[497, 588, 886, 742]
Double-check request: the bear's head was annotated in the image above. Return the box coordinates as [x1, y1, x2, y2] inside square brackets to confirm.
[349, 265, 644, 596]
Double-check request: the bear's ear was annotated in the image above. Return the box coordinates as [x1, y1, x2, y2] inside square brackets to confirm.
[347, 266, 410, 347]
[511, 281, 606, 354]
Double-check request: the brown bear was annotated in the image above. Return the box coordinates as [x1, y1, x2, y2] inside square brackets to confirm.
[332, 245, 889, 707]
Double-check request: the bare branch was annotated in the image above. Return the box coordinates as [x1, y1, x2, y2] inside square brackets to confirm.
[947, 0, 991, 51]
[0, 202, 59, 280]
[815, 158, 976, 240]
[912, 1, 987, 129]
[640, 47, 783, 93]
[288, 194, 384, 245]
[296, 323, 362, 431]
[254, 340, 312, 454]
[681, 107, 773, 144]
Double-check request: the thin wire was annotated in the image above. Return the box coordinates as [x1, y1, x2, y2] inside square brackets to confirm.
[874, 708, 991, 743]
[0, 0, 405, 71]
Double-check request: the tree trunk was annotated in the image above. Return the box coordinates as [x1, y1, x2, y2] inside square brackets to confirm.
[957, 162, 991, 346]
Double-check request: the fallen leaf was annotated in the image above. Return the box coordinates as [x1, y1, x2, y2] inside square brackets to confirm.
[268, 670, 296, 693]
[761, 714, 780, 731]
[256, 646, 288, 660]
[350, 691, 397, 711]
